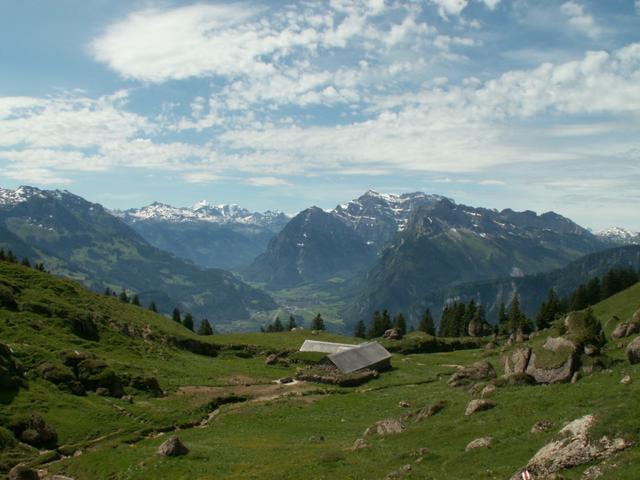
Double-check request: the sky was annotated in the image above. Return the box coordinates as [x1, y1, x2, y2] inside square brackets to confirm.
[0, 0, 639, 230]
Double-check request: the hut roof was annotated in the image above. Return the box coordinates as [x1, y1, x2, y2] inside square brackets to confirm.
[327, 342, 391, 374]
[299, 340, 358, 355]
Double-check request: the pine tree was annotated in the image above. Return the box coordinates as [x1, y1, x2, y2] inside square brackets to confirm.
[354, 320, 366, 338]
[311, 313, 325, 331]
[118, 289, 129, 303]
[381, 309, 392, 333]
[131, 294, 141, 306]
[497, 302, 508, 334]
[368, 311, 383, 338]
[273, 317, 284, 332]
[183, 313, 194, 331]
[287, 315, 297, 331]
[536, 289, 563, 331]
[172, 308, 181, 323]
[21, 257, 31, 267]
[418, 309, 436, 336]
[104, 287, 112, 296]
[198, 319, 214, 336]
[6, 251, 16, 263]
[148, 301, 158, 313]
[393, 313, 407, 337]
[0, 248, 5, 261]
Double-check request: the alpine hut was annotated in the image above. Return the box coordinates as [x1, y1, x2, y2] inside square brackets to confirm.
[298, 340, 391, 373]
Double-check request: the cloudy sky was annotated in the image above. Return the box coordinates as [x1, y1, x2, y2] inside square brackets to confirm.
[1, 0, 639, 230]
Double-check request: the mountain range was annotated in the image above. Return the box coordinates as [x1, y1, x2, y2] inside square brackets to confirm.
[0, 186, 276, 327]
[114, 201, 289, 269]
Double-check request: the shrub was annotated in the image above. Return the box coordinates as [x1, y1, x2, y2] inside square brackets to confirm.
[565, 310, 605, 347]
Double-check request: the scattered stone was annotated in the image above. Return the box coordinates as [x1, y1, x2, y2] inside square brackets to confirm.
[617, 342, 624, 349]
[398, 401, 410, 408]
[122, 395, 134, 404]
[626, 336, 640, 364]
[582, 365, 594, 375]
[8, 465, 38, 480]
[465, 436, 493, 451]
[510, 414, 631, 479]
[515, 333, 528, 343]
[95, 387, 110, 396]
[157, 436, 189, 457]
[465, 399, 495, 416]
[481, 384, 496, 398]
[484, 342, 497, 350]
[265, 354, 279, 365]
[571, 372, 581, 384]
[400, 464, 412, 472]
[448, 361, 496, 387]
[620, 375, 632, 385]
[626, 322, 640, 337]
[51, 476, 76, 480]
[309, 434, 325, 443]
[351, 438, 368, 450]
[531, 420, 554, 433]
[584, 345, 599, 356]
[278, 377, 294, 384]
[364, 419, 405, 436]
[413, 401, 446, 422]
[582, 464, 603, 480]
[503, 347, 531, 376]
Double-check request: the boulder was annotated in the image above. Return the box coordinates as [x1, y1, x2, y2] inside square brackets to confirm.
[8, 465, 39, 480]
[157, 436, 189, 457]
[364, 419, 405, 436]
[128, 375, 163, 397]
[464, 399, 495, 416]
[465, 436, 493, 452]
[511, 414, 631, 480]
[543, 336, 577, 353]
[612, 323, 629, 339]
[38, 362, 85, 396]
[11, 412, 57, 448]
[448, 361, 496, 387]
[531, 420, 554, 434]
[398, 401, 410, 408]
[265, 354, 279, 365]
[76, 359, 124, 397]
[620, 375, 632, 385]
[627, 336, 640, 365]
[584, 345, 599, 356]
[383, 328, 401, 340]
[626, 322, 640, 337]
[413, 401, 446, 422]
[503, 347, 531, 376]
[525, 350, 575, 384]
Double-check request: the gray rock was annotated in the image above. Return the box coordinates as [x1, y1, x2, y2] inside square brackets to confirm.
[543, 336, 577, 353]
[464, 399, 495, 416]
[503, 347, 531, 376]
[398, 401, 410, 408]
[448, 361, 496, 387]
[526, 351, 575, 384]
[626, 322, 640, 337]
[383, 328, 401, 340]
[571, 371, 581, 384]
[627, 336, 640, 365]
[465, 436, 493, 451]
[511, 414, 631, 479]
[8, 465, 38, 480]
[620, 375, 632, 385]
[364, 419, 405, 436]
[612, 323, 629, 339]
[481, 384, 496, 398]
[265, 354, 279, 365]
[584, 345, 599, 356]
[157, 436, 189, 457]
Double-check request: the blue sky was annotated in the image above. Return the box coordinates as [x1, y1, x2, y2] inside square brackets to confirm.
[0, 0, 639, 230]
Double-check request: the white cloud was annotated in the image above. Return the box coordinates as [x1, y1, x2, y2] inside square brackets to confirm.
[428, 0, 469, 19]
[244, 177, 291, 187]
[561, 1, 600, 39]
[480, 0, 501, 10]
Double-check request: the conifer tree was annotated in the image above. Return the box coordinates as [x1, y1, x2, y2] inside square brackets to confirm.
[311, 313, 325, 331]
[368, 311, 383, 338]
[6, 251, 16, 263]
[148, 301, 158, 313]
[131, 294, 141, 306]
[198, 319, 214, 336]
[183, 313, 194, 331]
[172, 308, 181, 323]
[0, 248, 5, 261]
[273, 317, 284, 332]
[104, 287, 112, 296]
[118, 289, 129, 303]
[21, 257, 30, 267]
[381, 309, 392, 333]
[287, 315, 297, 331]
[418, 309, 436, 336]
[535, 289, 563, 331]
[354, 320, 366, 338]
[497, 303, 508, 334]
[393, 313, 407, 337]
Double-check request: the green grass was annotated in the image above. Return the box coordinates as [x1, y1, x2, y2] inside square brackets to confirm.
[2, 262, 640, 479]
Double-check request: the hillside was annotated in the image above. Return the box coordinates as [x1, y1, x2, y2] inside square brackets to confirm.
[2, 259, 640, 479]
[349, 199, 607, 323]
[0, 186, 276, 325]
[115, 202, 289, 269]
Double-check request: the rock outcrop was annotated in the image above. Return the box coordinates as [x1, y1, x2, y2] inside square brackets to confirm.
[464, 399, 495, 416]
[8, 465, 39, 480]
[10, 412, 58, 448]
[626, 336, 640, 364]
[364, 419, 405, 436]
[503, 347, 531, 376]
[511, 414, 631, 479]
[465, 436, 493, 451]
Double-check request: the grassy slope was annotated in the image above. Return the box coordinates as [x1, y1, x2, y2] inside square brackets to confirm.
[2, 262, 640, 479]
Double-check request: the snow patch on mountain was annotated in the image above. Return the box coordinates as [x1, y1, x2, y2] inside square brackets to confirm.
[596, 227, 640, 245]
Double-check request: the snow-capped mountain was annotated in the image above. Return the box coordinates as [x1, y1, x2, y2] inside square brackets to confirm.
[596, 227, 640, 245]
[115, 201, 290, 270]
[332, 190, 450, 249]
[0, 185, 78, 207]
[115, 201, 289, 229]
